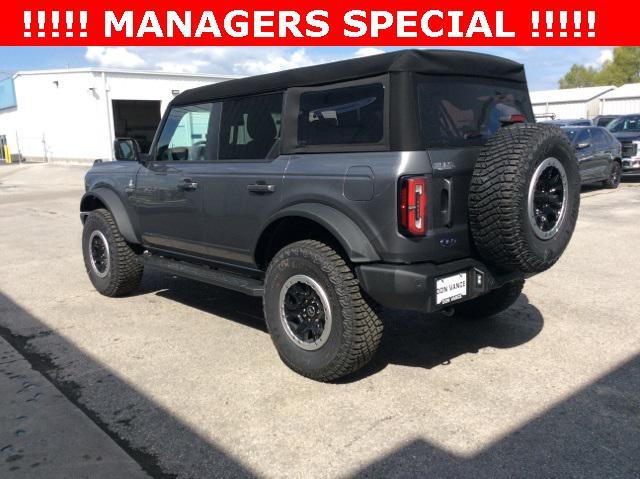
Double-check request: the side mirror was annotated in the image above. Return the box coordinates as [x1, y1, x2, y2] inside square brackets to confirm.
[576, 142, 591, 150]
[113, 138, 141, 161]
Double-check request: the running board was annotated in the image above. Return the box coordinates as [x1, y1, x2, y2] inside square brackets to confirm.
[139, 255, 264, 296]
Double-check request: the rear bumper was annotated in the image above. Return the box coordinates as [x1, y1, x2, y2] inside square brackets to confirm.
[356, 259, 525, 313]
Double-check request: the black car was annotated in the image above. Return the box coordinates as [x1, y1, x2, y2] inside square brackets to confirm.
[79, 50, 582, 381]
[561, 126, 622, 188]
[607, 114, 640, 176]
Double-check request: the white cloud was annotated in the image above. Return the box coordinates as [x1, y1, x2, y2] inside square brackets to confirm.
[85, 47, 146, 68]
[597, 49, 614, 65]
[354, 47, 386, 58]
[156, 60, 208, 74]
[586, 48, 613, 69]
[82, 46, 382, 77]
[231, 48, 316, 75]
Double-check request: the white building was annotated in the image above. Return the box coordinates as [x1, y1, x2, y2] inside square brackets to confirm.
[598, 83, 640, 115]
[530, 85, 616, 120]
[0, 68, 236, 163]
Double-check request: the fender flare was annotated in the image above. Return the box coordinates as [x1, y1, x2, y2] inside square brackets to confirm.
[80, 188, 139, 244]
[261, 203, 380, 263]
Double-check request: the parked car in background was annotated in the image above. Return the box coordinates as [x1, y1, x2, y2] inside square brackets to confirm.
[561, 126, 622, 188]
[593, 115, 620, 128]
[607, 114, 640, 176]
[543, 119, 592, 127]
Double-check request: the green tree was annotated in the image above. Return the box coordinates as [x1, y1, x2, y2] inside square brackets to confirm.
[559, 47, 640, 88]
[559, 64, 600, 88]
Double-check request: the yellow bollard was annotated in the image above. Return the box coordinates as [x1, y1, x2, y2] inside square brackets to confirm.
[3, 144, 10, 164]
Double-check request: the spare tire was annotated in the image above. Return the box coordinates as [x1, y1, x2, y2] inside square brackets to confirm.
[468, 123, 580, 274]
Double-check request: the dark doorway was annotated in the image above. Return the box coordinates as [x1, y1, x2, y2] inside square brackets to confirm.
[112, 100, 162, 153]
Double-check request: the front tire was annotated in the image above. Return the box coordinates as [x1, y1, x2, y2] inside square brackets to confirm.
[82, 208, 143, 297]
[263, 240, 383, 382]
[454, 279, 525, 319]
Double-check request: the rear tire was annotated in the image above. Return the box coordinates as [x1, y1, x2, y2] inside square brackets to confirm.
[263, 240, 383, 382]
[454, 279, 525, 319]
[82, 208, 143, 297]
[602, 161, 621, 189]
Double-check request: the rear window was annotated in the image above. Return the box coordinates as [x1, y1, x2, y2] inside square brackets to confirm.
[297, 83, 384, 147]
[591, 128, 609, 145]
[417, 76, 533, 147]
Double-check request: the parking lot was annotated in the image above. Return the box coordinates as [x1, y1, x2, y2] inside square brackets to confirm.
[1, 163, 639, 478]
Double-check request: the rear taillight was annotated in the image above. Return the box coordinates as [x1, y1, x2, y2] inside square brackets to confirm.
[399, 176, 427, 236]
[500, 114, 527, 125]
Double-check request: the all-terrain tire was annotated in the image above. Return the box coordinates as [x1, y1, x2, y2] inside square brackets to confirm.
[454, 279, 525, 320]
[602, 161, 621, 189]
[468, 123, 580, 274]
[263, 240, 383, 382]
[82, 208, 143, 297]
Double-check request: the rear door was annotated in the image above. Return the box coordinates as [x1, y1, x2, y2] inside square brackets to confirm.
[574, 128, 598, 182]
[589, 128, 615, 180]
[196, 92, 288, 269]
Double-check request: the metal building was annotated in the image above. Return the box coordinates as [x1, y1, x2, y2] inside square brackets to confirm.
[530, 85, 615, 121]
[598, 83, 640, 115]
[0, 68, 236, 163]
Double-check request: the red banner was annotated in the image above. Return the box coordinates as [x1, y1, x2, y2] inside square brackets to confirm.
[4, 0, 638, 46]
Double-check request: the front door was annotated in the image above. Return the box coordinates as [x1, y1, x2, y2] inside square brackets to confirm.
[132, 102, 216, 256]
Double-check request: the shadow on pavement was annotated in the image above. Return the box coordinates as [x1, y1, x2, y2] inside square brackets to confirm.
[351, 352, 640, 478]
[0, 290, 257, 479]
[1, 282, 637, 478]
[358, 293, 543, 379]
[137, 270, 543, 381]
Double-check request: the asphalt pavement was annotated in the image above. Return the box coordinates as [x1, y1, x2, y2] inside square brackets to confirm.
[0, 163, 639, 478]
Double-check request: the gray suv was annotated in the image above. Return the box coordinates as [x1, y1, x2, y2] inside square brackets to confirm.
[81, 50, 581, 381]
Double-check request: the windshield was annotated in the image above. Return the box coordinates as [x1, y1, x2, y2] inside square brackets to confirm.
[607, 116, 640, 132]
[417, 75, 533, 147]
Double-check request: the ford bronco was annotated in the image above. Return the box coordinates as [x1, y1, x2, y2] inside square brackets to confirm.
[81, 50, 580, 381]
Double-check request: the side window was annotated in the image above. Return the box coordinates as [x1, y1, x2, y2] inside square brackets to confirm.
[297, 83, 384, 146]
[156, 103, 214, 161]
[576, 129, 591, 145]
[219, 93, 283, 160]
[590, 128, 607, 145]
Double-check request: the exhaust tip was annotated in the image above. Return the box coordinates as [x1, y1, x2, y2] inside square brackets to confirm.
[441, 307, 455, 317]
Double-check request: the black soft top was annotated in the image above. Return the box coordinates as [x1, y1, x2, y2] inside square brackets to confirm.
[172, 49, 527, 106]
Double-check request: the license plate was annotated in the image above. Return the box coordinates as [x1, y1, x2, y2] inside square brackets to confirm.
[436, 272, 468, 305]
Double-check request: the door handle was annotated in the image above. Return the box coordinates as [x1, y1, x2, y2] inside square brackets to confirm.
[177, 178, 198, 191]
[247, 183, 276, 194]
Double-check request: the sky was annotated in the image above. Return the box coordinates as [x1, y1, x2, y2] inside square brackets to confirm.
[0, 46, 614, 91]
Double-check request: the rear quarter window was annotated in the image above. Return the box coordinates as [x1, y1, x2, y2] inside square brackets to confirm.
[297, 83, 384, 147]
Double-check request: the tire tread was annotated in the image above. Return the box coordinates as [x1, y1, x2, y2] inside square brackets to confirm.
[265, 240, 383, 382]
